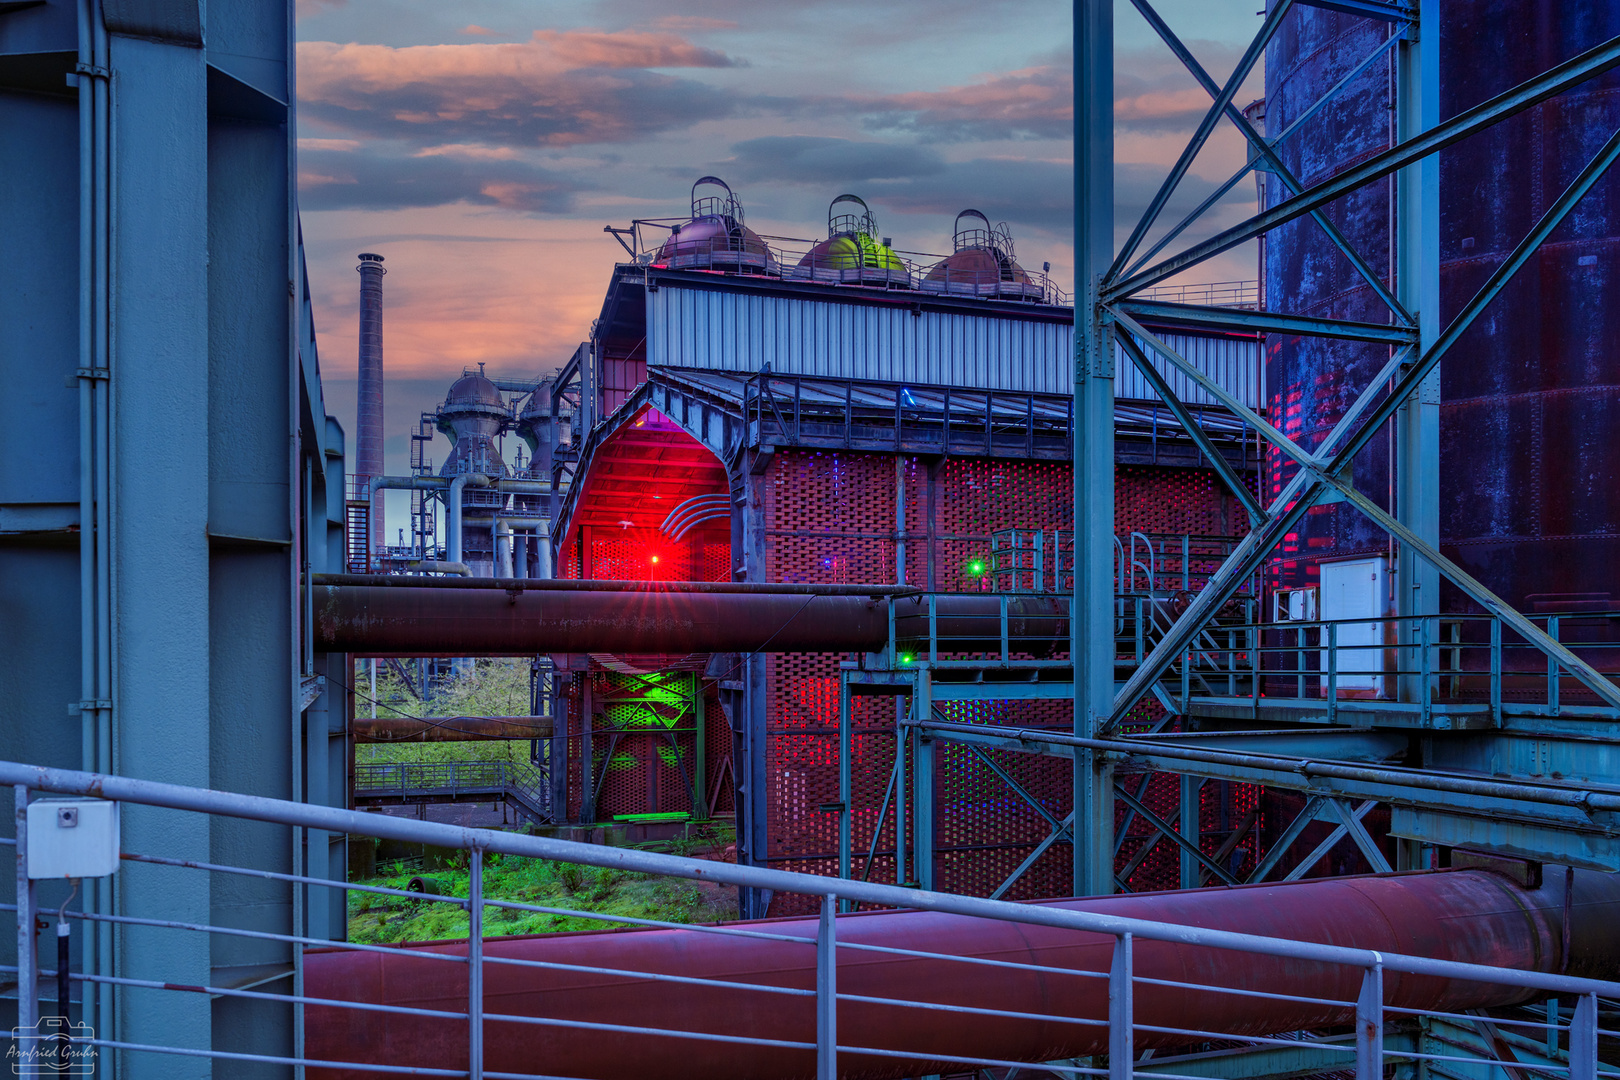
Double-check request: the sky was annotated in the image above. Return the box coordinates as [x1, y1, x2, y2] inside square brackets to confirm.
[295, 0, 1267, 512]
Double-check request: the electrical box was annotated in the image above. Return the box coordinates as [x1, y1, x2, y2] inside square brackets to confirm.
[1272, 587, 1317, 622]
[27, 798, 120, 879]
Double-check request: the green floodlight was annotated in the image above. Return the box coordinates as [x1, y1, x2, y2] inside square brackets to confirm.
[966, 559, 986, 576]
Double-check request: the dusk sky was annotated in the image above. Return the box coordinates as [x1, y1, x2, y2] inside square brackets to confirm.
[296, 0, 1266, 497]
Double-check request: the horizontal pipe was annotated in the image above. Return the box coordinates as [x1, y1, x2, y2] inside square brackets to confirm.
[313, 582, 893, 655]
[914, 718, 1620, 813]
[312, 582, 1065, 656]
[303, 869, 1620, 1080]
[313, 575, 920, 596]
[371, 474, 551, 495]
[403, 561, 471, 577]
[352, 717, 552, 742]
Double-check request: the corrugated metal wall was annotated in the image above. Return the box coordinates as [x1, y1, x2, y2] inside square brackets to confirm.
[1117, 330, 1262, 410]
[646, 284, 1259, 407]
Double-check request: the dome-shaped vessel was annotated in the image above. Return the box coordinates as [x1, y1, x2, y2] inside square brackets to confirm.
[654, 176, 777, 275]
[437, 368, 510, 480]
[792, 194, 911, 287]
[922, 210, 1045, 301]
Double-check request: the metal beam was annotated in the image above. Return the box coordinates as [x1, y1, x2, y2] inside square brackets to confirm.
[1074, 0, 1116, 897]
[1115, 300, 1416, 345]
[907, 719, 1620, 832]
[1112, 119, 1620, 723]
[1107, 0, 1295, 279]
[963, 742, 1067, 833]
[1281, 800, 1379, 882]
[1115, 780, 1240, 885]
[1296, 0, 1416, 19]
[1116, 332, 1263, 523]
[1127, 0, 1411, 324]
[1325, 798, 1394, 874]
[1105, 32, 1620, 299]
[1322, 472, 1620, 709]
[989, 812, 1075, 901]
[1120, 29, 1404, 283]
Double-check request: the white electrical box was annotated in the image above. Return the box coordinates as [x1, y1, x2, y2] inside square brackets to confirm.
[1272, 587, 1318, 622]
[1319, 555, 1393, 698]
[27, 798, 120, 879]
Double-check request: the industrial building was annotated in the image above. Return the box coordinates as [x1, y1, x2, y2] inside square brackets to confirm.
[6, 0, 1620, 1078]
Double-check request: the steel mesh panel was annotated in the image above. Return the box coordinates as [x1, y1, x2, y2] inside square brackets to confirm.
[931, 699, 1075, 900]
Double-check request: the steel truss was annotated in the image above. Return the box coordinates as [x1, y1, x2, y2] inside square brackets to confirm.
[1073, 0, 1620, 894]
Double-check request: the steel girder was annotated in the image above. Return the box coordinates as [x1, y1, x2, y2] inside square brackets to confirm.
[1128, 0, 1413, 325]
[1104, 30, 1620, 300]
[1104, 96, 1620, 726]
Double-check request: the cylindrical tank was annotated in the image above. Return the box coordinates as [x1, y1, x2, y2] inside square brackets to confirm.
[795, 193, 911, 286]
[654, 176, 777, 274]
[355, 253, 386, 554]
[436, 369, 510, 576]
[303, 868, 1620, 1080]
[1265, 5, 1620, 618]
[924, 209, 1044, 301]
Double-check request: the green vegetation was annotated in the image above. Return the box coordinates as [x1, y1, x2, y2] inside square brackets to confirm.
[353, 657, 535, 768]
[347, 846, 739, 943]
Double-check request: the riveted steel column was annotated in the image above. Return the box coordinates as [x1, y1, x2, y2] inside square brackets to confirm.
[1396, 2, 1440, 704]
[1075, 0, 1117, 896]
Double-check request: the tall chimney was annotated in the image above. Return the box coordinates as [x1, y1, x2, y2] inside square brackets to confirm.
[356, 253, 386, 554]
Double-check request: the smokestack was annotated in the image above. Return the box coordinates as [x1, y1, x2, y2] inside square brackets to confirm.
[356, 253, 386, 554]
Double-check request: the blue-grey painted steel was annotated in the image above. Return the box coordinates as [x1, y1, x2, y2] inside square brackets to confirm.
[1075, 0, 1117, 897]
[1106, 32, 1620, 299]
[645, 282, 1259, 407]
[648, 282, 1073, 394]
[0, 0, 343, 1070]
[11, 757, 1620, 996]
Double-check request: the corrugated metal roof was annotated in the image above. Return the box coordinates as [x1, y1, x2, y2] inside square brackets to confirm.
[646, 284, 1260, 408]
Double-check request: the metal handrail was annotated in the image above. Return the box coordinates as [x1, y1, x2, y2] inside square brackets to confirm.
[7, 760, 1616, 1080]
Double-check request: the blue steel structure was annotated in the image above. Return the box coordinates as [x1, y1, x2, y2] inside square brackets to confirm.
[0, 0, 348, 1072]
[1054, 0, 1620, 897]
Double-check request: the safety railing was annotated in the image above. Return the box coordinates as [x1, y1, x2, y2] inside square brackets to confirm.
[637, 230, 1073, 306]
[355, 760, 551, 820]
[739, 371, 1076, 459]
[6, 760, 1620, 1080]
[1137, 278, 1260, 308]
[1175, 612, 1620, 723]
[888, 592, 1263, 675]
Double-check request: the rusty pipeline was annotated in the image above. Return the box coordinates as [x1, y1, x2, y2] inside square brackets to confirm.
[304, 868, 1620, 1080]
[312, 576, 1070, 657]
[312, 576, 898, 656]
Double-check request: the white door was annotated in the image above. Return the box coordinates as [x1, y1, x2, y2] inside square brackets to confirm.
[1319, 557, 1390, 697]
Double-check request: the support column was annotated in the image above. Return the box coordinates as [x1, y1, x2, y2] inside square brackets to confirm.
[1075, 0, 1117, 896]
[1179, 774, 1202, 889]
[914, 668, 934, 891]
[1396, 3, 1441, 706]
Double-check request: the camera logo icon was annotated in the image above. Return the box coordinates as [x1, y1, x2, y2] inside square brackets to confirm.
[7, 1019, 95, 1075]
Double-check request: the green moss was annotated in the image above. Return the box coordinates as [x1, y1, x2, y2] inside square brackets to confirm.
[345, 854, 737, 944]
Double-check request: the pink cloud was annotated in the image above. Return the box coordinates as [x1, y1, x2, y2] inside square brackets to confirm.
[650, 15, 738, 31]
[296, 28, 745, 147]
[459, 24, 497, 37]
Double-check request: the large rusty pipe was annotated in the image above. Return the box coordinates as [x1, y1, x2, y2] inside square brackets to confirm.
[313, 576, 1071, 657]
[305, 869, 1620, 1080]
[313, 578, 896, 656]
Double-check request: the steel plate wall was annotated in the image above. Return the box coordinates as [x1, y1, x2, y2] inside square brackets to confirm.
[1265, 3, 1620, 611]
[647, 284, 1259, 406]
[1116, 330, 1262, 409]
